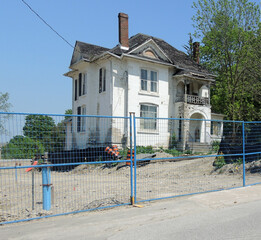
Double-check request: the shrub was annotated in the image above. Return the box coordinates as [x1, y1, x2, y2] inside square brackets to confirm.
[136, 146, 155, 154]
[164, 149, 181, 156]
[214, 152, 226, 169]
[1, 135, 44, 159]
[212, 141, 220, 152]
[169, 133, 178, 148]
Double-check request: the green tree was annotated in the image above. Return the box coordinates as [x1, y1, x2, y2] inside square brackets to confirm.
[1, 135, 44, 159]
[64, 109, 72, 120]
[23, 115, 56, 152]
[183, 33, 194, 60]
[50, 122, 66, 152]
[192, 0, 261, 121]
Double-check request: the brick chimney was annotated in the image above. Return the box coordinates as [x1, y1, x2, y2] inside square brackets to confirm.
[193, 42, 200, 64]
[118, 13, 129, 50]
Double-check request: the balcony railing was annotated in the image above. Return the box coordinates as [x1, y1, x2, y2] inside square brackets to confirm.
[175, 94, 209, 105]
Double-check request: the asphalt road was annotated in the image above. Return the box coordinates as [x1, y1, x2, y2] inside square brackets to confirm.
[2, 185, 261, 240]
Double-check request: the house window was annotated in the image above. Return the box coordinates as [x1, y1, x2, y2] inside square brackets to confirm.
[141, 69, 158, 93]
[77, 106, 86, 132]
[74, 79, 78, 101]
[140, 104, 158, 130]
[77, 107, 81, 132]
[211, 121, 221, 136]
[99, 68, 106, 93]
[79, 73, 82, 97]
[81, 106, 86, 132]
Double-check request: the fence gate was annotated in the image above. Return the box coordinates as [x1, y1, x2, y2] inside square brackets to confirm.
[0, 113, 132, 224]
[133, 117, 246, 203]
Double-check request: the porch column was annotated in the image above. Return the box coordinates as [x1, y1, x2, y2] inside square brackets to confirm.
[208, 83, 211, 105]
[184, 81, 188, 103]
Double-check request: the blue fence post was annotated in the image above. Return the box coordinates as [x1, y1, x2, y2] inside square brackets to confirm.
[133, 113, 137, 204]
[242, 121, 246, 187]
[42, 164, 52, 210]
[129, 113, 133, 205]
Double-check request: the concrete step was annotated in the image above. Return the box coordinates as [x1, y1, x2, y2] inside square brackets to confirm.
[186, 142, 212, 153]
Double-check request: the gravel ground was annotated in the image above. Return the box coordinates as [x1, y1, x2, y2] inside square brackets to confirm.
[1, 154, 261, 223]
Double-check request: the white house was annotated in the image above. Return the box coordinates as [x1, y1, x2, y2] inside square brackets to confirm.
[64, 13, 224, 151]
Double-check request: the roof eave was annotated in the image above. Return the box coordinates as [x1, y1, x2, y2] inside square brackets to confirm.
[122, 54, 173, 66]
[69, 58, 90, 70]
[63, 70, 77, 77]
[173, 74, 215, 83]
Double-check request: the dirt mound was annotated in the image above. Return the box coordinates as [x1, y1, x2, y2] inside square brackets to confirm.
[154, 152, 175, 159]
[246, 160, 261, 173]
[215, 160, 261, 175]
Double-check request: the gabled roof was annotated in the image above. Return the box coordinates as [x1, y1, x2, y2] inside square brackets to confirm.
[70, 34, 213, 77]
[70, 41, 109, 65]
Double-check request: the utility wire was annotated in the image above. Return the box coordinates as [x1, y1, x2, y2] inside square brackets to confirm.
[20, 0, 124, 80]
[21, 0, 75, 50]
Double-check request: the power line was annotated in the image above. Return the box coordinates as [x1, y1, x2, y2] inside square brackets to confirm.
[21, 0, 75, 50]
[20, 0, 124, 80]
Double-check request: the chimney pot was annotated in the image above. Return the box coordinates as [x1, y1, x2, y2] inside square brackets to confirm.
[118, 13, 129, 50]
[193, 42, 200, 64]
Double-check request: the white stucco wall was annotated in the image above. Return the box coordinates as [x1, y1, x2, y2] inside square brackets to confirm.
[69, 59, 113, 149]
[66, 55, 216, 150]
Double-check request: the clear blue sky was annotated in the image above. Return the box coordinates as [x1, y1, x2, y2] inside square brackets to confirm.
[0, 0, 259, 115]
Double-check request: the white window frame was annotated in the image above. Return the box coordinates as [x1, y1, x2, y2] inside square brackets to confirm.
[140, 69, 158, 93]
[140, 103, 158, 131]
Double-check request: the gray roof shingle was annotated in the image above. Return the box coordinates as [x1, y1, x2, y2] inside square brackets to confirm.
[71, 34, 212, 77]
[70, 41, 109, 65]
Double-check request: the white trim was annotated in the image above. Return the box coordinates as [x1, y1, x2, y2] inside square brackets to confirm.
[120, 45, 129, 50]
[122, 54, 173, 66]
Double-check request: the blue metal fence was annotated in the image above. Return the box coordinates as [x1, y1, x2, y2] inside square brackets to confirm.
[0, 112, 261, 224]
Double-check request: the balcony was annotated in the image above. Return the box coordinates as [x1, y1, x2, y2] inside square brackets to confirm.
[175, 94, 209, 105]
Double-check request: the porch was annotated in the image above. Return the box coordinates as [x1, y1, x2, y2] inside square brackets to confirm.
[175, 94, 210, 105]
[175, 79, 210, 106]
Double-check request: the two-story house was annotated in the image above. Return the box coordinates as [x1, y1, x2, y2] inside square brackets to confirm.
[64, 13, 224, 151]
